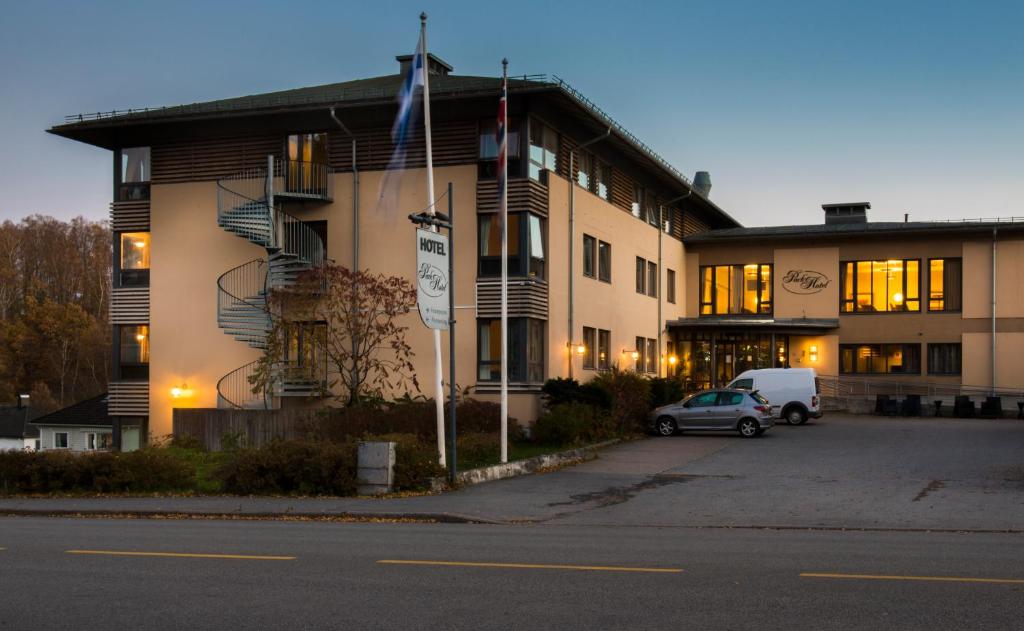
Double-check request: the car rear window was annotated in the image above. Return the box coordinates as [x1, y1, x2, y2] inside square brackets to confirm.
[749, 392, 770, 405]
[731, 378, 754, 390]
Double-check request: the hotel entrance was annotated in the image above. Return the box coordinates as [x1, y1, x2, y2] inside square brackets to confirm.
[667, 318, 839, 391]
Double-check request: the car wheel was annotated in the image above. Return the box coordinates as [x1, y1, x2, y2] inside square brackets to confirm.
[655, 416, 677, 437]
[784, 406, 808, 426]
[738, 418, 759, 438]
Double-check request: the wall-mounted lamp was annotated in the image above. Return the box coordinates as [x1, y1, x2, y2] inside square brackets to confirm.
[809, 345, 818, 363]
[576, 344, 586, 356]
[668, 355, 678, 366]
[170, 383, 191, 399]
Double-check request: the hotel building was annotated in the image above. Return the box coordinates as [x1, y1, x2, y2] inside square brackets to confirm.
[49, 54, 1024, 445]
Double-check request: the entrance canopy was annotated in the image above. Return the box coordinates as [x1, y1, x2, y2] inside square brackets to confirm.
[667, 317, 839, 334]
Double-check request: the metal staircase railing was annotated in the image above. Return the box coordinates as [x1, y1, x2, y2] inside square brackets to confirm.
[214, 155, 329, 409]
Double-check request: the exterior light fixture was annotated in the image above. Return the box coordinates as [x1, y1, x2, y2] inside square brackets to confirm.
[170, 383, 190, 399]
[576, 344, 586, 356]
[136, 332, 146, 342]
[809, 345, 818, 363]
[668, 355, 678, 366]
[631, 350, 640, 361]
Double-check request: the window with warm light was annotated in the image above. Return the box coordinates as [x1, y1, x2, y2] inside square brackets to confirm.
[928, 258, 962, 312]
[840, 259, 920, 313]
[699, 264, 772, 315]
[118, 325, 149, 380]
[840, 343, 920, 374]
[582, 327, 596, 370]
[119, 232, 150, 287]
[597, 329, 611, 370]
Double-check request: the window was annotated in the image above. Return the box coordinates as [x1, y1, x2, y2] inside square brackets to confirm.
[478, 318, 545, 382]
[840, 259, 920, 313]
[479, 118, 520, 159]
[597, 329, 611, 370]
[663, 208, 674, 234]
[582, 326, 596, 369]
[119, 232, 150, 287]
[646, 338, 657, 374]
[595, 161, 611, 200]
[285, 133, 329, 195]
[576, 151, 592, 190]
[718, 392, 745, 406]
[689, 392, 719, 407]
[667, 269, 677, 304]
[54, 432, 69, 449]
[927, 343, 962, 375]
[598, 241, 612, 282]
[635, 336, 646, 372]
[478, 213, 544, 278]
[118, 325, 149, 380]
[928, 258, 962, 312]
[528, 214, 545, 278]
[732, 378, 754, 390]
[118, 147, 150, 201]
[646, 197, 660, 227]
[582, 235, 596, 278]
[636, 257, 646, 294]
[528, 119, 558, 181]
[839, 344, 921, 374]
[647, 261, 658, 298]
[85, 432, 113, 451]
[631, 185, 643, 218]
[699, 265, 773, 315]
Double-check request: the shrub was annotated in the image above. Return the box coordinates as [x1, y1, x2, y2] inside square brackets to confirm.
[531, 403, 616, 447]
[455, 432, 501, 469]
[590, 369, 652, 434]
[215, 440, 358, 496]
[541, 377, 611, 410]
[649, 377, 686, 409]
[0, 448, 195, 495]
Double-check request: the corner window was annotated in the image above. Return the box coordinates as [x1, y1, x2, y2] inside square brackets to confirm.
[118, 325, 149, 380]
[840, 259, 920, 313]
[927, 343, 961, 375]
[478, 213, 544, 278]
[528, 119, 558, 181]
[582, 235, 596, 278]
[478, 318, 545, 383]
[700, 264, 773, 315]
[479, 118, 520, 159]
[839, 344, 921, 374]
[117, 147, 150, 201]
[119, 232, 150, 287]
[54, 432, 69, 449]
[597, 329, 611, 370]
[928, 258, 962, 312]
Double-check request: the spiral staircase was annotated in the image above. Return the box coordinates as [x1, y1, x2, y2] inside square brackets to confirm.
[214, 157, 333, 409]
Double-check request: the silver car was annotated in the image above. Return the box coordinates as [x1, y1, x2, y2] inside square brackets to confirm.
[649, 388, 775, 438]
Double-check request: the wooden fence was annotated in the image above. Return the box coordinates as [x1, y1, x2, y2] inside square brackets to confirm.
[172, 408, 320, 451]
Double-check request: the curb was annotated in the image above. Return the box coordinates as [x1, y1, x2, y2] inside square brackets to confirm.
[0, 508, 498, 524]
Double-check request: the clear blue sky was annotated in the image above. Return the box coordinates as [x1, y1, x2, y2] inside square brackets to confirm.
[1, 0, 1021, 226]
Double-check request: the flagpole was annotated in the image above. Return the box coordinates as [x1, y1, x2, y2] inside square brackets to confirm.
[421, 12, 447, 468]
[499, 59, 509, 464]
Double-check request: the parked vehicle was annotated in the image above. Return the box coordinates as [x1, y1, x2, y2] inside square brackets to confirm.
[727, 368, 822, 425]
[649, 389, 774, 438]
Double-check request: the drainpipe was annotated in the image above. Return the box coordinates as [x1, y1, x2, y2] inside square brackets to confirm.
[658, 190, 693, 377]
[991, 227, 997, 395]
[567, 127, 610, 380]
[329, 107, 358, 271]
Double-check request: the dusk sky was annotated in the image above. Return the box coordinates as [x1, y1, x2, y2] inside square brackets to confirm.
[1, 0, 1021, 226]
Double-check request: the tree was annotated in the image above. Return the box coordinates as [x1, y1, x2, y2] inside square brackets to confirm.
[255, 264, 420, 406]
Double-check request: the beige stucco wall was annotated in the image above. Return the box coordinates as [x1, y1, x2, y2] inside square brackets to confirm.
[773, 248, 840, 319]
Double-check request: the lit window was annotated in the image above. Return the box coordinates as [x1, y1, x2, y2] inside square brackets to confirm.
[119, 325, 149, 380]
[928, 258, 962, 312]
[597, 329, 611, 370]
[119, 232, 150, 287]
[700, 265, 773, 315]
[840, 259, 920, 313]
[840, 344, 921, 374]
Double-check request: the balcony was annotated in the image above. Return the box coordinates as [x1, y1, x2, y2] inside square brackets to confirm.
[271, 160, 334, 203]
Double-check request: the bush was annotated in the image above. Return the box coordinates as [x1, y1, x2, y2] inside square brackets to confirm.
[455, 432, 501, 469]
[531, 403, 616, 447]
[649, 377, 686, 409]
[215, 440, 358, 496]
[0, 448, 195, 495]
[590, 369, 652, 434]
[541, 378, 611, 410]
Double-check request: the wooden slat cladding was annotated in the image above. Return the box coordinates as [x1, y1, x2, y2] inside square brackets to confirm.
[109, 381, 149, 416]
[476, 178, 549, 217]
[151, 134, 282, 184]
[475, 278, 548, 319]
[610, 168, 633, 213]
[328, 120, 477, 172]
[683, 211, 710, 236]
[110, 200, 150, 231]
[110, 287, 149, 324]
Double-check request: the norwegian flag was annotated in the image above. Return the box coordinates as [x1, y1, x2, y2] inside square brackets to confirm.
[496, 71, 508, 229]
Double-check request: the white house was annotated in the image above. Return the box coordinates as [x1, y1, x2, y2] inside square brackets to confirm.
[31, 394, 136, 452]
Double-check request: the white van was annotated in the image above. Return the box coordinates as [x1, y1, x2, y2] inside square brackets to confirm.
[727, 368, 822, 425]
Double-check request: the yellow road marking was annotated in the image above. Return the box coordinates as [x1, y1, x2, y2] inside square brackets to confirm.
[378, 559, 682, 573]
[801, 572, 1024, 585]
[66, 550, 295, 561]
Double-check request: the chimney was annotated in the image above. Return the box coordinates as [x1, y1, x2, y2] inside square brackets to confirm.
[396, 53, 453, 77]
[822, 202, 870, 225]
[693, 171, 712, 197]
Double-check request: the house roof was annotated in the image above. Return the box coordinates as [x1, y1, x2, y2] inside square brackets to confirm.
[30, 394, 112, 428]
[0, 406, 40, 439]
[684, 219, 1024, 244]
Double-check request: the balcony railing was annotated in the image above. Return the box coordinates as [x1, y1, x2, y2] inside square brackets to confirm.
[273, 159, 334, 202]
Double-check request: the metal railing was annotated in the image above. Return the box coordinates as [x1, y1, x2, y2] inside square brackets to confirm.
[275, 208, 325, 267]
[216, 168, 273, 247]
[216, 360, 272, 410]
[273, 159, 334, 200]
[216, 258, 269, 324]
[817, 375, 1024, 399]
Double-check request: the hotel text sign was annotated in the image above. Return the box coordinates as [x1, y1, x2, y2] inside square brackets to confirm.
[415, 228, 450, 330]
[782, 269, 831, 295]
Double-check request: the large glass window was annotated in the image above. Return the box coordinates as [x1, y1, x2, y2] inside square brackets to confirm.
[119, 232, 150, 287]
[478, 318, 545, 383]
[839, 344, 921, 374]
[928, 258, 962, 312]
[479, 118, 520, 159]
[528, 120, 558, 181]
[699, 265, 773, 315]
[285, 133, 329, 195]
[478, 213, 544, 278]
[927, 343, 961, 375]
[840, 259, 920, 313]
[118, 325, 149, 380]
[118, 147, 150, 201]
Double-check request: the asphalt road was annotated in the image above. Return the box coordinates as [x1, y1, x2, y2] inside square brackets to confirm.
[1, 517, 1022, 630]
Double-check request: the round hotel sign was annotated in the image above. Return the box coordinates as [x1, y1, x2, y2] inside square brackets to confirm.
[415, 228, 450, 330]
[782, 269, 831, 294]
